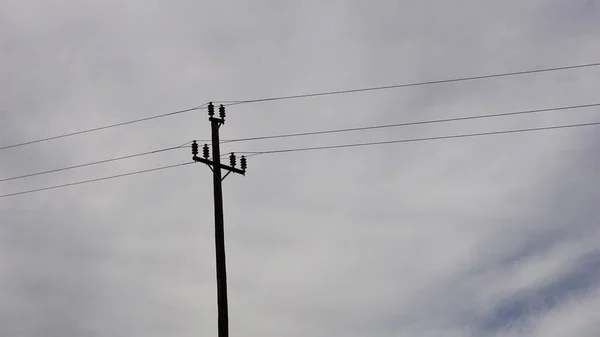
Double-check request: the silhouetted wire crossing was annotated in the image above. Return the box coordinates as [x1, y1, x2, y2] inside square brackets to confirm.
[3, 61, 599, 153]
[234, 121, 600, 156]
[4, 102, 600, 182]
[219, 102, 600, 144]
[2, 120, 599, 199]
[0, 103, 209, 151]
[0, 162, 194, 199]
[0, 142, 192, 183]
[218, 62, 600, 106]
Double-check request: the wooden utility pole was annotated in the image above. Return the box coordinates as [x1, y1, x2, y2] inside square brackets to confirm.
[191, 102, 246, 337]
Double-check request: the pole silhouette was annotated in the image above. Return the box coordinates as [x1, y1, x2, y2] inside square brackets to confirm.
[191, 102, 246, 337]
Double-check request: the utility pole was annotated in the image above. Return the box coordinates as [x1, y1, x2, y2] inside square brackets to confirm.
[191, 102, 247, 337]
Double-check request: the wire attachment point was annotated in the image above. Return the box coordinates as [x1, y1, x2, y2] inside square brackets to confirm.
[208, 102, 215, 117]
[203, 144, 210, 159]
[240, 155, 247, 172]
[219, 104, 226, 121]
[191, 140, 199, 156]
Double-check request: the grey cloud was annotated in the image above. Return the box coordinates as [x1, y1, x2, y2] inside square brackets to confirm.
[2, 1, 600, 337]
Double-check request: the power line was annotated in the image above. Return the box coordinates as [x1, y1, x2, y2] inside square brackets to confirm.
[0, 162, 194, 199]
[6, 101, 599, 182]
[0, 143, 191, 183]
[0, 104, 208, 152]
[220, 62, 600, 106]
[4, 61, 598, 151]
[220, 102, 600, 144]
[3, 61, 599, 151]
[3, 121, 598, 198]
[238, 121, 600, 156]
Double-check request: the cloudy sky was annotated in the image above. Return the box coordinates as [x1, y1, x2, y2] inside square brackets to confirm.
[1, 1, 600, 336]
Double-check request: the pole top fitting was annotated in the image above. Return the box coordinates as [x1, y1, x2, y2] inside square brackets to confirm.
[191, 140, 199, 156]
[219, 104, 226, 121]
[240, 155, 247, 172]
[208, 102, 215, 117]
[229, 152, 236, 167]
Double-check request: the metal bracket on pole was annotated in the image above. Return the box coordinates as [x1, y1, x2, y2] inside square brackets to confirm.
[221, 170, 233, 181]
[192, 156, 246, 176]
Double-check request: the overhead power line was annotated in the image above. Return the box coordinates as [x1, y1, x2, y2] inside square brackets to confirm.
[5, 102, 599, 182]
[0, 143, 191, 183]
[0, 104, 208, 152]
[3, 61, 598, 151]
[3, 121, 599, 199]
[220, 62, 600, 106]
[220, 102, 600, 144]
[0, 162, 194, 199]
[238, 121, 600, 156]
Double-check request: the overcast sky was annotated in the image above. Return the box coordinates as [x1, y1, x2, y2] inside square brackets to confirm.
[1, 1, 600, 336]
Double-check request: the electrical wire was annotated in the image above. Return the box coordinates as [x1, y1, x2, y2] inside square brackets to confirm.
[5, 101, 599, 182]
[4, 61, 599, 151]
[3, 121, 599, 199]
[0, 143, 191, 183]
[219, 62, 600, 106]
[0, 103, 208, 151]
[220, 102, 600, 144]
[0, 162, 194, 199]
[237, 121, 600, 156]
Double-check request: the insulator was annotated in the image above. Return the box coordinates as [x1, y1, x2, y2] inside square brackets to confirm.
[203, 144, 210, 159]
[229, 153, 236, 167]
[219, 104, 226, 120]
[208, 102, 215, 117]
[191, 141, 199, 156]
[240, 155, 247, 171]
